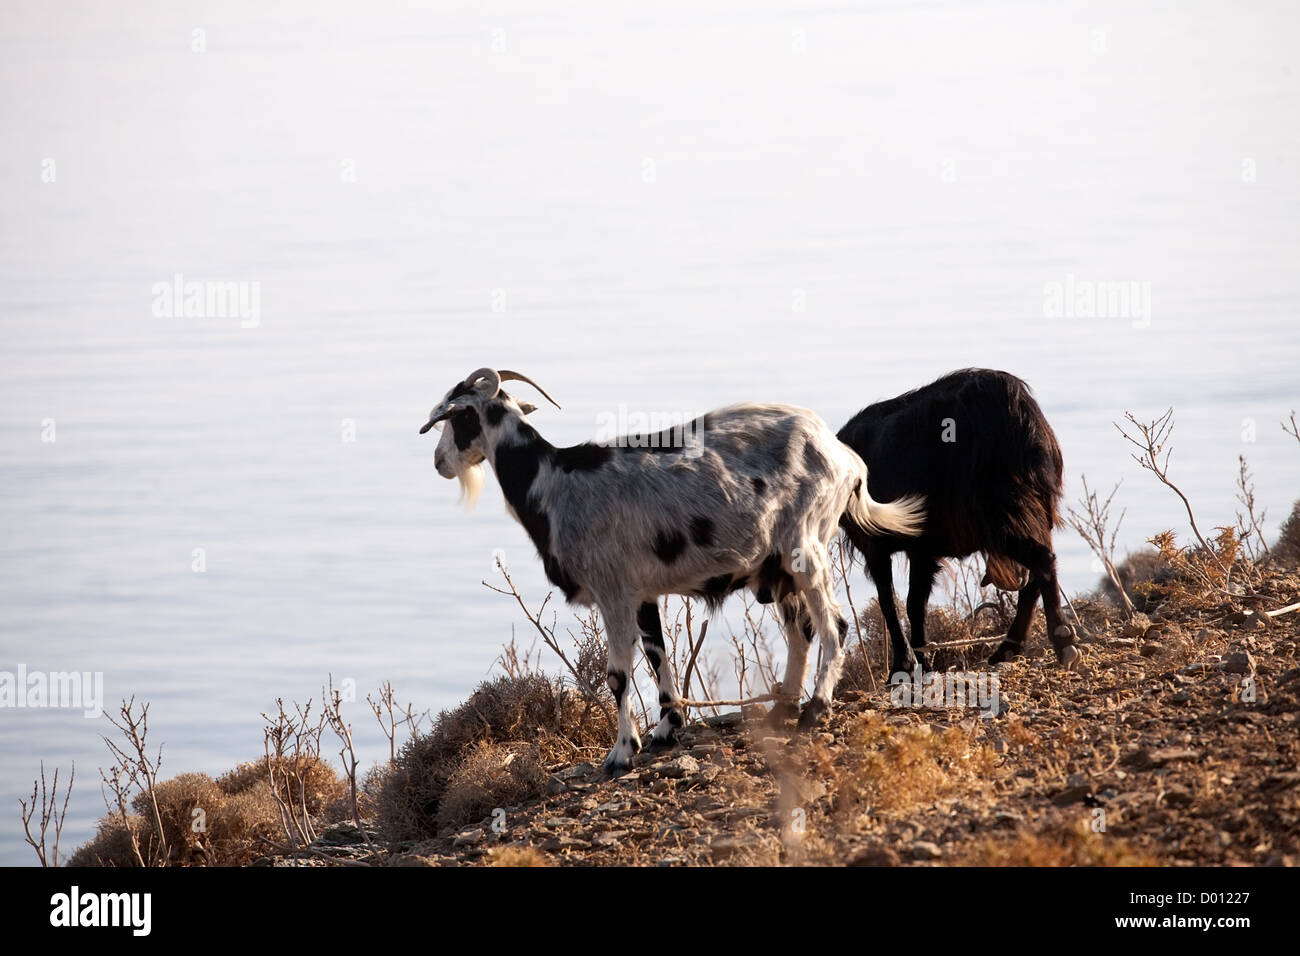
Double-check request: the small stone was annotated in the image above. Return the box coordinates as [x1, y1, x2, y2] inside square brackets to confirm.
[453, 828, 485, 848]
[1051, 785, 1092, 806]
[541, 835, 590, 852]
[542, 816, 580, 829]
[1262, 772, 1300, 791]
[1120, 615, 1151, 640]
[1226, 609, 1264, 630]
[909, 840, 943, 860]
[709, 834, 762, 860]
[1163, 787, 1194, 808]
[849, 845, 901, 866]
[655, 755, 701, 779]
[316, 822, 368, 845]
[704, 712, 743, 728]
[1221, 651, 1257, 675]
[391, 853, 438, 867]
[683, 765, 722, 789]
[1140, 643, 1161, 658]
[1130, 747, 1200, 769]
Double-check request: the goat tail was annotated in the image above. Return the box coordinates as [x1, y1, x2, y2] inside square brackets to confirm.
[844, 477, 926, 538]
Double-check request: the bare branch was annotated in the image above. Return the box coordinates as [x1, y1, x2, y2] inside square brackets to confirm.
[1065, 474, 1135, 618]
[19, 762, 75, 867]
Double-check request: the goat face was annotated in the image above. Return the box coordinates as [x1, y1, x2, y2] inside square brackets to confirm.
[421, 369, 542, 506]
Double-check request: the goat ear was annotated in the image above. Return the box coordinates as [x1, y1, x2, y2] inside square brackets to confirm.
[518, 401, 538, 415]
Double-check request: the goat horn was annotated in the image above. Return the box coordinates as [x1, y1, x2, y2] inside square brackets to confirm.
[463, 368, 501, 399]
[498, 370, 562, 410]
[419, 404, 459, 434]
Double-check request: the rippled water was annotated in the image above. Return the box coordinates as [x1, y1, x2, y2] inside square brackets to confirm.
[1, 1, 1297, 864]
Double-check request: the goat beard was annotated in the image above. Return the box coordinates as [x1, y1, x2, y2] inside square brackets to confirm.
[456, 462, 484, 509]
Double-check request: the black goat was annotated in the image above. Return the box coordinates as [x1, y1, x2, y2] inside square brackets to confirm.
[836, 368, 1080, 674]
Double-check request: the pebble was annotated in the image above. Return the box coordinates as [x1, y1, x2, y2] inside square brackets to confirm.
[704, 712, 743, 728]
[910, 840, 943, 860]
[1221, 651, 1257, 675]
[452, 828, 485, 848]
[541, 835, 591, 852]
[849, 845, 901, 866]
[654, 755, 701, 779]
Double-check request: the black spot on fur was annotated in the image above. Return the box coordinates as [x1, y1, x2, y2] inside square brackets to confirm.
[696, 574, 729, 611]
[658, 692, 672, 706]
[450, 408, 481, 450]
[494, 438, 580, 601]
[623, 415, 710, 454]
[652, 529, 687, 563]
[755, 552, 793, 605]
[485, 402, 507, 426]
[554, 442, 614, 472]
[802, 439, 825, 472]
[448, 381, 475, 401]
[637, 603, 664, 642]
[666, 710, 684, 727]
[696, 573, 746, 613]
[837, 616, 849, 646]
[607, 670, 628, 704]
[752, 477, 766, 495]
[689, 516, 714, 547]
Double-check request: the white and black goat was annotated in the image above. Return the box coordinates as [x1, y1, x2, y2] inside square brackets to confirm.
[420, 368, 925, 775]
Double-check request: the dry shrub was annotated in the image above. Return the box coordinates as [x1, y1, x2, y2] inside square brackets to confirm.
[68, 771, 284, 866]
[67, 814, 158, 867]
[998, 716, 1040, 752]
[141, 773, 224, 864]
[825, 712, 999, 821]
[959, 823, 1157, 866]
[377, 674, 613, 842]
[1275, 500, 1300, 567]
[486, 846, 551, 867]
[435, 742, 547, 833]
[217, 754, 345, 816]
[1100, 549, 1179, 613]
[1147, 528, 1243, 605]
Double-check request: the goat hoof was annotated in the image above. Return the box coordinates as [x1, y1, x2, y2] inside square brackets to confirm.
[641, 734, 677, 755]
[1059, 644, 1083, 671]
[769, 699, 799, 723]
[987, 642, 1021, 665]
[795, 698, 829, 732]
[890, 657, 920, 677]
[602, 757, 632, 778]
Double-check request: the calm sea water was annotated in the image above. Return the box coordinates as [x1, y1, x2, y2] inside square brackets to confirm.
[1, 1, 1297, 864]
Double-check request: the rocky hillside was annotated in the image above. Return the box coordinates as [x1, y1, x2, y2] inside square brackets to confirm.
[268, 566, 1300, 867]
